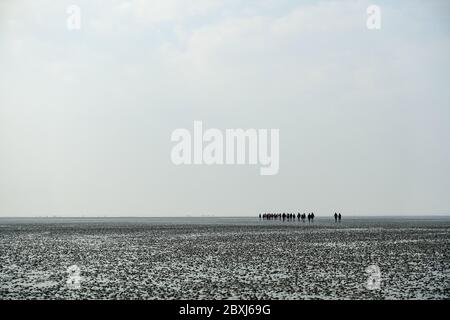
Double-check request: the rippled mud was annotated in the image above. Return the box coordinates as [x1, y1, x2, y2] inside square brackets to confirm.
[0, 218, 449, 299]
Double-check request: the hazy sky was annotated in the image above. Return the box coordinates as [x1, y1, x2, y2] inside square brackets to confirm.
[1, 0, 449, 216]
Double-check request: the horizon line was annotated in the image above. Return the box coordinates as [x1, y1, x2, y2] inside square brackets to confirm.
[1, 214, 450, 218]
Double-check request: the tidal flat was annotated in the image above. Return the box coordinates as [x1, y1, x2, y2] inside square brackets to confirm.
[0, 217, 448, 299]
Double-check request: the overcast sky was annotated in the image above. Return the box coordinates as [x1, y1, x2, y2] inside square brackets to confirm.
[1, 0, 449, 216]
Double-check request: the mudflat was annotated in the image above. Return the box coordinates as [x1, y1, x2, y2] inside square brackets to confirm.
[0, 217, 448, 299]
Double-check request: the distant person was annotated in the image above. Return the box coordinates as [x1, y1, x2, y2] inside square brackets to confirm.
[259, 213, 261, 220]
[302, 213, 306, 222]
[338, 213, 342, 223]
[297, 213, 301, 221]
[311, 212, 315, 222]
[334, 212, 338, 222]
[282, 213, 286, 221]
[307, 213, 311, 223]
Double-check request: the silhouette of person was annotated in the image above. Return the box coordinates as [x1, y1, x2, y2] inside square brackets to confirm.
[334, 212, 338, 222]
[311, 212, 315, 222]
[282, 213, 286, 221]
[297, 213, 300, 221]
[259, 213, 262, 220]
[307, 213, 311, 223]
[338, 213, 341, 222]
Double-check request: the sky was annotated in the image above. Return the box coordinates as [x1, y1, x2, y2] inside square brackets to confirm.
[0, 0, 449, 216]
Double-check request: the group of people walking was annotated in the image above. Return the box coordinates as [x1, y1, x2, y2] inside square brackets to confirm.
[334, 212, 342, 223]
[260, 212, 315, 222]
[259, 212, 343, 223]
